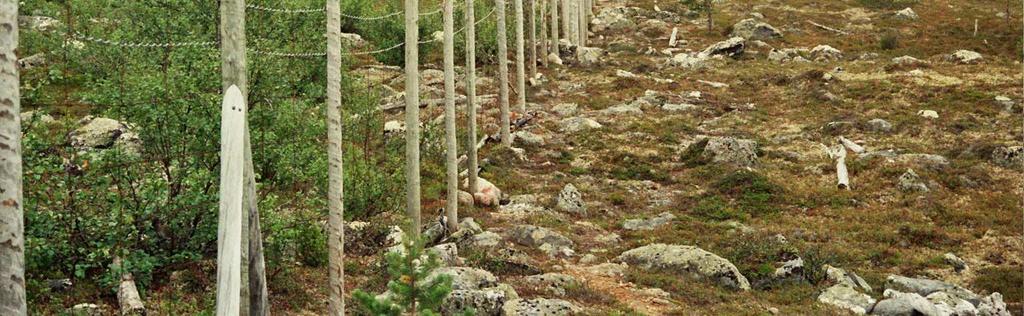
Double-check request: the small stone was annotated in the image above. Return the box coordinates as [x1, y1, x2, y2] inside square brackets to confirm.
[991, 146, 1023, 169]
[68, 303, 104, 316]
[578, 47, 605, 66]
[918, 110, 939, 118]
[818, 285, 875, 315]
[995, 96, 1015, 112]
[702, 37, 746, 58]
[555, 184, 587, 214]
[622, 212, 676, 231]
[730, 18, 783, 40]
[513, 131, 545, 147]
[559, 117, 602, 133]
[552, 103, 578, 116]
[810, 45, 843, 62]
[898, 169, 929, 193]
[943, 253, 967, 273]
[949, 50, 983, 64]
[894, 7, 919, 20]
[872, 290, 941, 316]
[866, 118, 893, 133]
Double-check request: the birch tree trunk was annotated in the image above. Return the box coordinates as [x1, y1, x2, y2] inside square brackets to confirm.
[465, 0, 479, 193]
[527, 0, 537, 79]
[0, 2, 26, 314]
[551, 0, 559, 58]
[514, 0, 527, 114]
[113, 257, 146, 316]
[325, 0, 346, 314]
[443, 0, 459, 232]
[561, 0, 571, 44]
[216, 86, 246, 316]
[405, 0, 423, 236]
[496, 0, 512, 147]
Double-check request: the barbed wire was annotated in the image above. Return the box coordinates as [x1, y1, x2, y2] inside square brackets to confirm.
[246, 3, 326, 14]
[251, 49, 326, 58]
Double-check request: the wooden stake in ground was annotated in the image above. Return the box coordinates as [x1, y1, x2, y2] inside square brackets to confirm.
[216, 85, 246, 316]
[540, 0, 549, 67]
[515, 0, 527, 114]
[405, 0, 423, 236]
[497, 0, 512, 147]
[325, 0, 346, 314]
[0, 1, 26, 314]
[465, 0, 479, 193]
[443, 0, 460, 232]
[551, 0, 559, 59]
[528, 0, 537, 78]
[113, 257, 146, 316]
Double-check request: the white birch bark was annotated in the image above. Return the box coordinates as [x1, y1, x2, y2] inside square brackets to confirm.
[405, 0, 423, 236]
[551, 0, 559, 57]
[216, 86, 246, 316]
[497, 0, 512, 147]
[514, 0, 527, 114]
[326, 0, 346, 314]
[113, 257, 146, 316]
[528, 0, 537, 78]
[465, 0, 479, 193]
[540, 0, 548, 68]
[443, 0, 459, 232]
[0, 2, 25, 314]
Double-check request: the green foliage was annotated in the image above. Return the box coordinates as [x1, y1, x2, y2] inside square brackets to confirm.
[973, 266, 1023, 306]
[880, 32, 900, 50]
[712, 170, 783, 216]
[856, 0, 919, 9]
[353, 232, 467, 316]
[693, 196, 743, 221]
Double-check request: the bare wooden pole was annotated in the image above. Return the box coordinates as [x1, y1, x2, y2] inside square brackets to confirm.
[113, 257, 146, 316]
[326, 0, 346, 314]
[465, 0, 479, 193]
[497, 0, 512, 147]
[515, 0, 527, 114]
[0, 1, 26, 314]
[443, 0, 459, 232]
[540, 0, 549, 68]
[528, 0, 537, 78]
[405, 0, 423, 236]
[551, 0, 559, 59]
[216, 86, 246, 316]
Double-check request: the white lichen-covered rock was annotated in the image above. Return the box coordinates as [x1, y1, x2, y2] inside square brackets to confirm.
[918, 109, 939, 118]
[685, 137, 760, 167]
[430, 267, 498, 291]
[442, 288, 509, 316]
[894, 7, 919, 20]
[871, 290, 942, 316]
[768, 48, 808, 63]
[977, 292, 1011, 316]
[730, 19, 783, 40]
[559, 117, 602, 133]
[990, 146, 1022, 169]
[949, 50, 983, 64]
[667, 53, 709, 69]
[622, 212, 676, 231]
[824, 265, 873, 292]
[513, 131, 545, 147]
[926, 291, 978, 315]
[429, 243, 462, 266]
[552, 103, 578, 116]
[555, 184, 586, 214]
[811, 45, 843, 61]
[69, 117, 142, 156]
[891, 55, 926, 67]
[702, 37, 746, 58]
[885, 275, 978, 301]
[19, 15, 61, 32]
[577, 47, 605, 66]
[818, 285, 876, 315]
[601, 102, 643, 116]
[866, 118, 893, 133]
[995, 96, 1015, 112]
[502, 298, 580, 316]
[339, 32, 368, 48]
[21, 111, 55, 125]
[616, 243, 751, 290]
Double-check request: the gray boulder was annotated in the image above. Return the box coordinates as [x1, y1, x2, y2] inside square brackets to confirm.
[702, 37, 746, 58]
[592, 7, 637, 34]
[622, 212, 676, 231]
[824, 265, 873, 292]
[730, 19, 783, 40]
[508, 225, 574, 257]
[555, 184, 586, 214]
[894, 8, 919, 20]
[577, 47, 605, 66]
[866, 118, 893, 133]
[686, 137, 759, 167]
[977, 292, 1011, 316]
[885, 275, 977, 301]
[502, 298, 580, 316]
[69, 117, 142, 155]
[430, 267, 498, 291]
[443, 288, 508, 316]
[523, 273, 580, 296]
[616, 243, 751, 290]
[811, 45, 843, 62]
[552, 103, 578, 116]
[513, 131, 546, 147]
[559, 117, 602, 133]
[949, 50, 983, 64]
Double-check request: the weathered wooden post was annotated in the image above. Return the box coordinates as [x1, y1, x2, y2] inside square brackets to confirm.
[405, 0, 423, 235]
[0, 1, 26, 314]
[443, 0, 459, 232]
[465, 0, 480, 193]
[528, 0, 537, 78]
[551, 0, 559, 60]
[325, 0, 346, 314]
[514, 0, 527, 114]
[540, 0, 549, 68]
[113, 257, 146, 316]
[497, 0, 512, 147]
[216, 85, 246, 316]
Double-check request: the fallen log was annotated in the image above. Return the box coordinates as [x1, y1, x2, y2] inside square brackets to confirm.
[807, 20, 848, 35]
[838, 136, 865, 154]
[113, 257, 146, 316]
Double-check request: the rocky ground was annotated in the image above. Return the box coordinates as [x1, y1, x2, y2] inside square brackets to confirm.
[52, 0, 1021, 314]
[337, 0, 1024, 315]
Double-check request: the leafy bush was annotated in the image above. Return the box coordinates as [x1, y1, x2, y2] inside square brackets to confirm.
[353, 232, 466, 315]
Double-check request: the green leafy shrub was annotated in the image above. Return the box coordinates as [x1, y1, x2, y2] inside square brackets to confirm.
[353, 232, 467, 315]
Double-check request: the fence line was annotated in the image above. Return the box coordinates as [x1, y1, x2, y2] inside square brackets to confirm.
[247, 2, 444, 20]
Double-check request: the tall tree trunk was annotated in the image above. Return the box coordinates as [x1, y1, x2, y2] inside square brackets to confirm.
[326, 0, 346, 314]
[514, 0, 527, 114]
[540, 0, 549, 67]
[443, 0, 459, 232]
[405, 0, 422, 236]
[705, 0, 713, 32]
[497, 0, 511, 147]
[0, 1, 26, 314]
[465, 0, 479, 193]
